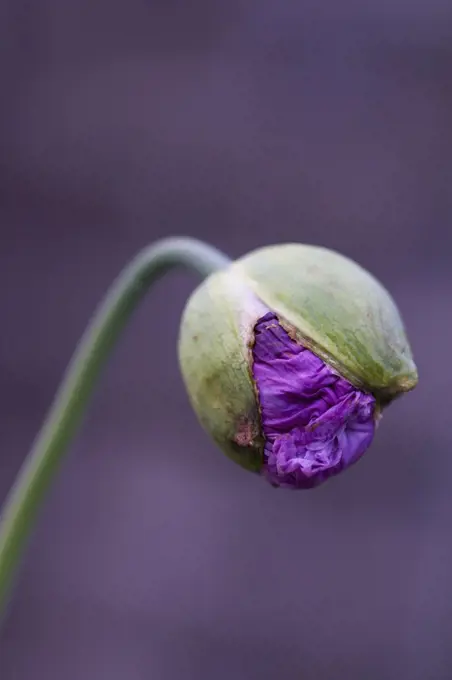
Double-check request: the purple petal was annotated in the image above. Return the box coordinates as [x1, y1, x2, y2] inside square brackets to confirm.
[252, 312, 377, 489]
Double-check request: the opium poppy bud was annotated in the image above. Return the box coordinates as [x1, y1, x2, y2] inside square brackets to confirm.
[178, 244, 417, 489]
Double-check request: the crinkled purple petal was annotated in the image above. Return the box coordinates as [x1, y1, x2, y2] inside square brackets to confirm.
[252, 312, 376, 489]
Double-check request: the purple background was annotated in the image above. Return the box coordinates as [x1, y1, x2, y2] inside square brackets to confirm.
[0, 1, 451, 678]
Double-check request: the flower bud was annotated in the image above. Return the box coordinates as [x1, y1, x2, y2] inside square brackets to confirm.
[178, 244, 417, 489]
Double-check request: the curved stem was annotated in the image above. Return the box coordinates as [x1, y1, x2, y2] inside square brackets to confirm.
[0, 237, 231, 615]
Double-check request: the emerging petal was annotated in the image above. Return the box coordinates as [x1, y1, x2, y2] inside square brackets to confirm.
[252, 313, 377, 489]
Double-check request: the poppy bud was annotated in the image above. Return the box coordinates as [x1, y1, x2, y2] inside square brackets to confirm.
[178, 244, 417, 489]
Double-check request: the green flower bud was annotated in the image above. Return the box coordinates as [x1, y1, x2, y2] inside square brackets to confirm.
[178, 243, 417, 483]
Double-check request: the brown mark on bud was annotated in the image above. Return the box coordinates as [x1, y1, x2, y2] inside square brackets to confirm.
[233, 415, 259, 447]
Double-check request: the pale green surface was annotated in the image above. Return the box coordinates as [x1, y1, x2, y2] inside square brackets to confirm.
[0, 238, 230, 617]
[178, 270, 265, 472]
[235, 243, 418, 398]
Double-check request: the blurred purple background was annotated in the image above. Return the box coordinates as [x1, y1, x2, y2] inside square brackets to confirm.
[0, 1, 451, 678]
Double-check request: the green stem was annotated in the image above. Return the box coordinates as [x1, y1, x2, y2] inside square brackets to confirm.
[0, 237, 230, 616]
